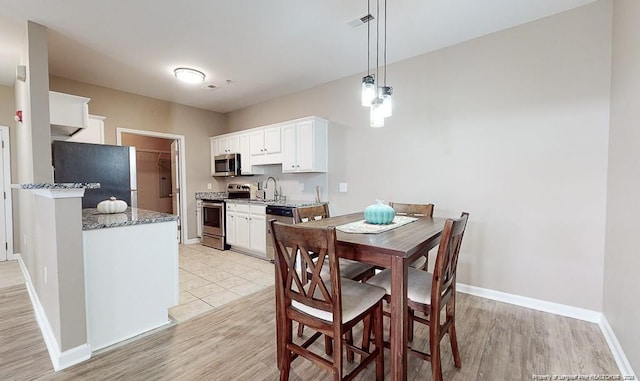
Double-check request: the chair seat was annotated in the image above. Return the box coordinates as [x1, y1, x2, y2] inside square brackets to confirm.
[293, 278, 386, 323]
[321, 259, 375, 280]
[366, 267, 434, 305]
[409, 256, 427, 270]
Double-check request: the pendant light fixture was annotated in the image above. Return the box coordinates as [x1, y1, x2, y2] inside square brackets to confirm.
[361, 0, 375, 106]
[361, 0, 392, 127]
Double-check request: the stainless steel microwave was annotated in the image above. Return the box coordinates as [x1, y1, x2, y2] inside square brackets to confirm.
[213, 153, 241, 177]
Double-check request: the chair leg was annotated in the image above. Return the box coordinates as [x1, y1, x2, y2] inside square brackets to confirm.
[449, 322, 461, 368]
[333, 332, 343, 381]
[346, 329, 354, 363]
[297, 322, 305, 337]
[362, 315, 372, 356]
[374, 303, 385, 381]
[279, 319, 292, 381]
[325, 336, 333, 356]
[447, 301, 461, 368]
[430, 324, 443, 381]
[408, 308, 415, 342]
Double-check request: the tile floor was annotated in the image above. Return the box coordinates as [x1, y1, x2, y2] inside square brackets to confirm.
[168, 244, 274, 322]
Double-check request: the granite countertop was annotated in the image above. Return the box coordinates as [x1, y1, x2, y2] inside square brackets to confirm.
[14, 182, 101, 189]
[226, 199, 327, 208]
[195, 191, 227, 200]
[82, 207, 179, 230]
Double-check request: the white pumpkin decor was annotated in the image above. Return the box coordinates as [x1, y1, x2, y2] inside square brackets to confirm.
[97, 197, 128, 214]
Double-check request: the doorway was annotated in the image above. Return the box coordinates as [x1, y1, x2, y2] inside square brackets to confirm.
[1, 126, 14, 261]
[116, 128, 187, 244]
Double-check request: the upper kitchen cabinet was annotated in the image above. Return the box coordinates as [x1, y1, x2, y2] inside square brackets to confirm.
[212, 134, 239, 157]
[282, 117, 328, 173]
[49, 91, 90, 137]
[62, 115, 105, 144]
[239, 132, 263, 175]
[250, 125, 282, 165]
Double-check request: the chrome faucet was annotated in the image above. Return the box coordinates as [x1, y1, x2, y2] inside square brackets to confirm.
[264, 176, 279, 200]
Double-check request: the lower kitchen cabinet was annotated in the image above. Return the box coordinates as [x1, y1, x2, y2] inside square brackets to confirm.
[249, 212, 266, 254]
[226, 210, 236, 245]
[226, 202, 266, 257]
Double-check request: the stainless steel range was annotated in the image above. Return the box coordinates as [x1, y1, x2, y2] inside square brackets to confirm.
[201, 183, 251, 250]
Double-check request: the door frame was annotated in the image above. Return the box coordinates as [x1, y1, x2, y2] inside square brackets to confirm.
[1, 126, 14, 260]
[116, 128, 188, 244]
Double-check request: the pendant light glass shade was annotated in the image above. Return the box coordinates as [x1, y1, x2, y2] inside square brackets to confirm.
[380, 86, 393, 117]
[361, 75, 376, 106]
[370, 97, 385, 127]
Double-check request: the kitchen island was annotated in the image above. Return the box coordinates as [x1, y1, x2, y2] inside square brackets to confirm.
[82, 207, 179, 351]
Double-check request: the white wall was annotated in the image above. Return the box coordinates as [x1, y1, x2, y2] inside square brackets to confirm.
[604, 0, 640, 373]
[228, 1, 613, 311]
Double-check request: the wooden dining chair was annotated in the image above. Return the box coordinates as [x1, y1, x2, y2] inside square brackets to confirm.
[365, 212, 469, 381]
[389, 202, 435, 271]
[293, 204, 377, 338]
[271, 221, 385, 381]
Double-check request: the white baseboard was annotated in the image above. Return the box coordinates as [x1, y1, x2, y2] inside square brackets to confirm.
[184, 238, 200, 245]
[457, 282, 636, 377]
[457, 283, 601, 323]
[599, 315, 637, 379]
[15, 254, 92, 371]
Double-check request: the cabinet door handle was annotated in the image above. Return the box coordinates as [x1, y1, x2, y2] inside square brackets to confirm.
[291, 165, 295, 168]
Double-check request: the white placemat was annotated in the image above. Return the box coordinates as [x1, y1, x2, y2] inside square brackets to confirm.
[336, 216, 418, 234]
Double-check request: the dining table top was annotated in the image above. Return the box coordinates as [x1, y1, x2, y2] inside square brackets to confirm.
[302, 212, 447, 265]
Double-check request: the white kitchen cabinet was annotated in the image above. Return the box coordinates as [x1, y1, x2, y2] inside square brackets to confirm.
[218, 135, 239, 155]
[239, 132, 263, 175]
[52, 114, 105, 144]
[282, 117, 328, 173]
[66, 115, 105, 144]
[250, 125, 282, 165]
[211, 134, 239, 157]
[235, 211, 250, 249]
[225, 203, 236, 245]
[249, 205, 266, 255]
[225, 202, 267, 257]
[49, 91, 90, 137]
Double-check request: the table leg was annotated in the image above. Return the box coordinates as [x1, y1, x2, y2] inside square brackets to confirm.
[390, 256, 409, 381]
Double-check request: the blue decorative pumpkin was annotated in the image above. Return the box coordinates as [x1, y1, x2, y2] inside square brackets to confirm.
[364, 201, 395, 225]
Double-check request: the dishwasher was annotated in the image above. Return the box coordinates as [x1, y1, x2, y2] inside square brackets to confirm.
[265, 205, 296, 260]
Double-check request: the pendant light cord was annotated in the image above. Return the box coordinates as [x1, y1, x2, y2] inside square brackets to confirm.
[367, 0, 370, 76]
[376, 0, 380, 87]
[384, 0, 387, 87]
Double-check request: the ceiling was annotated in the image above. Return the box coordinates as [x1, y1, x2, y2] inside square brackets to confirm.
[0, 0, 597, 113]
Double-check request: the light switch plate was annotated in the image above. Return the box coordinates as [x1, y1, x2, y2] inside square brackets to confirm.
[299, 183, 304, 191]
[339, 183, 348, 193]
[207, 183, 212, 190]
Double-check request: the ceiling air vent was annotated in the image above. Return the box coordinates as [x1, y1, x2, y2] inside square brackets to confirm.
[348, 14, 373, 29]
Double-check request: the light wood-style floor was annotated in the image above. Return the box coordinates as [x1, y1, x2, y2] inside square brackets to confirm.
[0, 257, 619, 381]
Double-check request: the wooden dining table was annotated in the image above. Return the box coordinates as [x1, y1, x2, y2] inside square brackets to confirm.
[303, 212, 446, 381]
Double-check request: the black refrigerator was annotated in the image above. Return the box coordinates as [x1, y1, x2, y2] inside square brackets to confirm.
[52, 141, 138, 209]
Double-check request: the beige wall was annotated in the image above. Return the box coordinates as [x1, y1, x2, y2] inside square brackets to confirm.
[228, 2, 613, 311]
[49, 76, 228, 240]
[604, 0, 640, 374]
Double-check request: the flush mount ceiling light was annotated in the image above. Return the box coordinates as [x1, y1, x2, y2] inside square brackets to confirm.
[360, 0, 393, 127]
[174, 67, 205, 84]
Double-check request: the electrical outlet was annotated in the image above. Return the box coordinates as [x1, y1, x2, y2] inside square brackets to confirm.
[44, 267, 47, 284]
[23, 234, 27, 246]
[339, 183, 348, 193]
[299, 183, 304, 191]
[207, 183, 212, 190]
